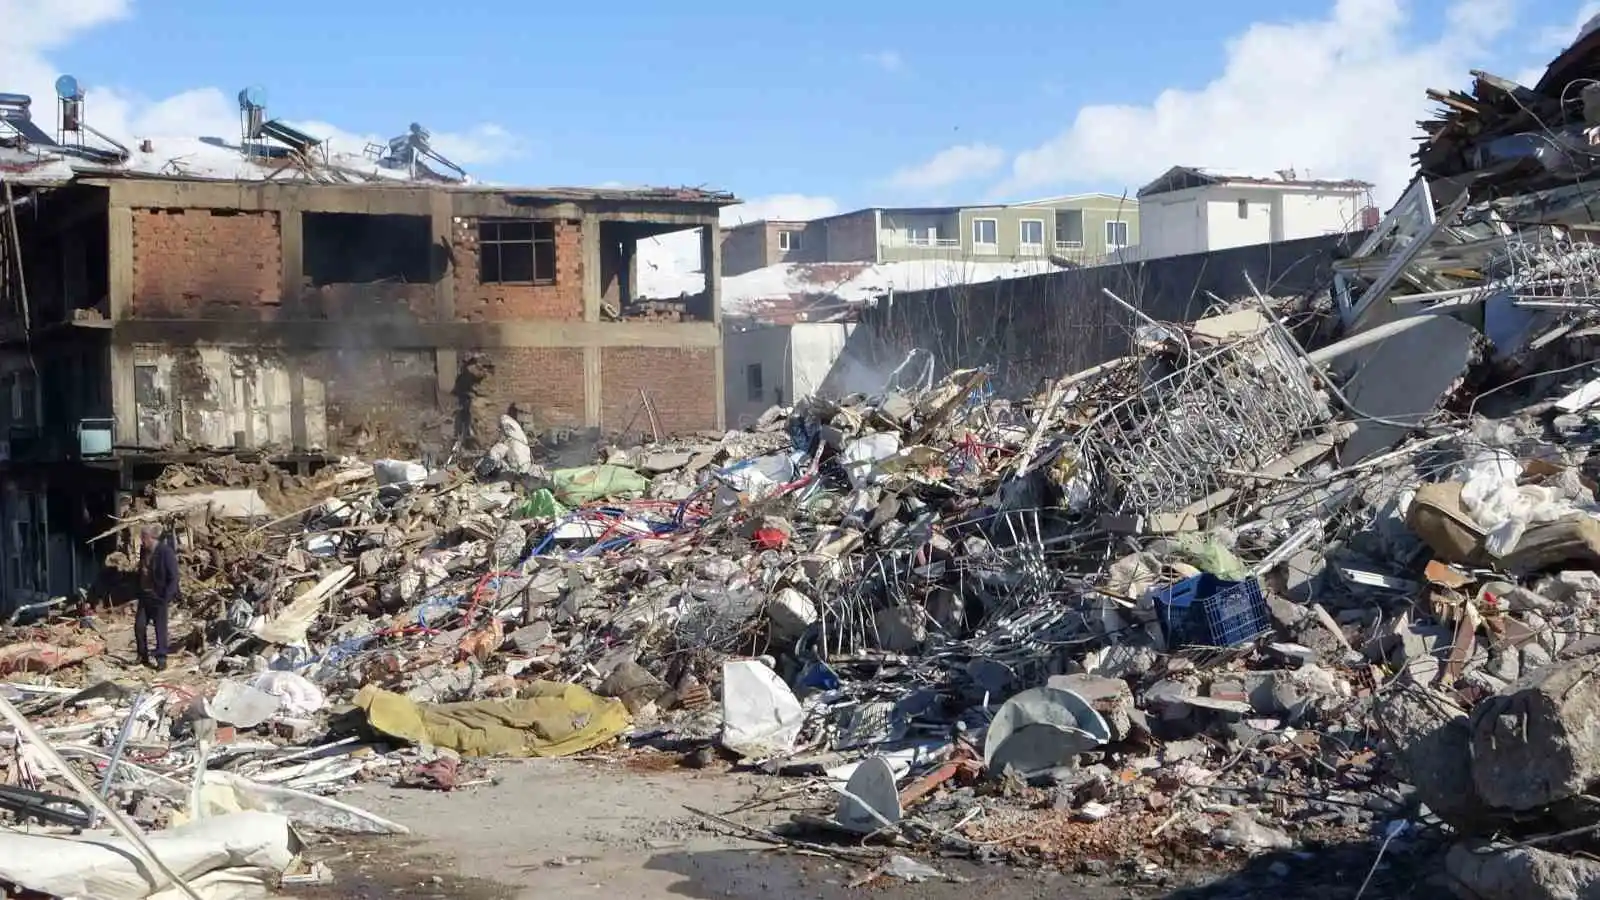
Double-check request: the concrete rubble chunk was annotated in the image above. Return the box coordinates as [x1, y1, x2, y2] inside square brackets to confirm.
[1469, 652, 1600, 812]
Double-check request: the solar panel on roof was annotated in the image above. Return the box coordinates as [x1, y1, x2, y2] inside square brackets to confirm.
[0, 114, 58, 147]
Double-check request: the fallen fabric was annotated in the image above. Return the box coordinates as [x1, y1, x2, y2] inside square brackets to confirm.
[184, 771, 410, 836]
[352, 682, 630, 758]
[0, 638, 105, 675]
[0, 810, 296, 900]
[549, 465, 649, 505]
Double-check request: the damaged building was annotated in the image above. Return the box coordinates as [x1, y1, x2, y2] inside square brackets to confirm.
[0, 155, 734, 610]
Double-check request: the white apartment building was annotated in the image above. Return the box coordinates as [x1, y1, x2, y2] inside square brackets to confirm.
[1134, 166, 1376, 260]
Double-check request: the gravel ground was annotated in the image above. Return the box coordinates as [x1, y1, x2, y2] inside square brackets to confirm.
[284, 757, 1458, 900]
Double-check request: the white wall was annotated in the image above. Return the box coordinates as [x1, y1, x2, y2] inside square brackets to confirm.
[1277, 189, 1362, 240]
[1204, 194, 1275, 251]
[790, 323, 858, 397]
[1137, 183, 1366, 260]
[1135, 195, 1208, 259]
[723, 325, 792, 428]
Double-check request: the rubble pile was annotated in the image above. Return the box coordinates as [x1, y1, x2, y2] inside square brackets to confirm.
[14, 32, 1600, 900]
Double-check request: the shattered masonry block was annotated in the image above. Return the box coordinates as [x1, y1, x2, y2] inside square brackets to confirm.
[1470, 652, 1600, 812]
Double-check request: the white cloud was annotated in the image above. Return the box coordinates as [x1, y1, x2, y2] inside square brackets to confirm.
[721, 193, 841, 226]
[637, 193, 840, 277]
[1534, 1, 1600, 50]
[888, 143, 1006, 191]
[1001, 0, 1521, 204]
[0, 1, 522, 172]
[864, 50, 906, 73]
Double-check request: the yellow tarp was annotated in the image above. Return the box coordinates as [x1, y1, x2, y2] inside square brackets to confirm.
[352, 681, 630, 758]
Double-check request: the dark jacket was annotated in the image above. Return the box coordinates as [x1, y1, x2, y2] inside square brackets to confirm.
[141, 539, 180, 603]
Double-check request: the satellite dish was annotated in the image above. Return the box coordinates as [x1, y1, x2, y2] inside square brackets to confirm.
[237, 86, 267, 110]
[54, 75, 82, 100]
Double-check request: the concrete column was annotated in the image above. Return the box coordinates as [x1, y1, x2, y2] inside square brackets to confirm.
[431, 193, 458, 412]
[704, 222, 726, 429]
[110, 344, 136, 445]
[107, 206, 133, 321]
[107, 205, 136, 445]
[278, 209, 302, 304]
[581, 214, 603, 428]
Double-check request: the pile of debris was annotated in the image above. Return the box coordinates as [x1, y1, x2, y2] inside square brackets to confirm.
[17, 29, 1600, 900]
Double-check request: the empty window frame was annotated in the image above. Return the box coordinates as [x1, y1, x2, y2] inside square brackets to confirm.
[1019, 218, 1045, 250]
[971, 217, 998, 249]
[479, 220, 557, 285]
[1105, 220, 1130, 249]
[1054, 209, 1085, 248]
[303, 213, 432, 285]
[777, 229, 802, 251]
[746, 363, 764, 402]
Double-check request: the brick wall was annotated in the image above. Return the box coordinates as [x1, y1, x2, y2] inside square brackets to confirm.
[720, 225, 768, 277]
[453, 218, 583, 321]
[310, 349, 450, 455]
[131, 209, 282, 317]
[600, 347, 717, 438]
[463, 348, 587, 437]
[821, 210, 878, 262]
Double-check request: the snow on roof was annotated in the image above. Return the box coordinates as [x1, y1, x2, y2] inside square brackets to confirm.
[1138, 165, 1374, 197]
[0, 135, 429, 186]
[637, 257, 1060, 319]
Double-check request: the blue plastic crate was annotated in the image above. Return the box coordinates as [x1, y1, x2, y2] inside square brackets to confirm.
[1155, 573, 1269, 648]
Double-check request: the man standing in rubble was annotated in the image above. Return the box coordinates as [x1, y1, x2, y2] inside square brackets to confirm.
[137, 524, 177, 671]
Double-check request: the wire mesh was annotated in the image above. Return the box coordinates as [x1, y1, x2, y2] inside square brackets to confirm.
[1498, 233, 1600, 304]
[1077, 321, 1331, 517]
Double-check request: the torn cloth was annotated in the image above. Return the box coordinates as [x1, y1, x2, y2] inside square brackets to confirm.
[352, 682, 630, 758]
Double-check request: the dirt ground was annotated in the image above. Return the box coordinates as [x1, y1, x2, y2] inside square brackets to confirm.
[284, 757, 1460, 900]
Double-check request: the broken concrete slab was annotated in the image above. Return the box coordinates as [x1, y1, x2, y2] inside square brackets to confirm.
[1470, 652, 1600, 812]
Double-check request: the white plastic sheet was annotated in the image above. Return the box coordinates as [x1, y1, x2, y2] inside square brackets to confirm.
[248, 670, 326, 717]
[0, 811, 295, 900]
[720, 659, 804, 757]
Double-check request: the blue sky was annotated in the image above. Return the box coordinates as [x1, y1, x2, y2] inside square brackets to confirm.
[5, 0, 1597, 219]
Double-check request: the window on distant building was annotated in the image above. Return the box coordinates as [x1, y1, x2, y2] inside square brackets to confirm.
[1020, 219, 1045, 253]
[1105, 220, 1129, 249]
[1237, 199, 1249, 219]
[746, 363, 764, 402]
[1055, 210, 1085, 249]
[479, 220, 557, 284]
[777, 230, 802, 252]
[971, 217, 998, 251]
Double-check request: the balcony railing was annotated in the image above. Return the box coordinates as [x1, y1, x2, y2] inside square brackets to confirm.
[1055, 239, 1085, 251]
[880, 234, 961, 249]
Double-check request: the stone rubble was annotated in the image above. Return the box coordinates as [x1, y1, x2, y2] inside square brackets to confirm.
[17, 29, 1600, 900]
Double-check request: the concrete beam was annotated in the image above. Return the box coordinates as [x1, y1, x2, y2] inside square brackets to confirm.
[107, 319, 722, 350]
[92, 179, 725, 227]
[104, 180, 434, 216]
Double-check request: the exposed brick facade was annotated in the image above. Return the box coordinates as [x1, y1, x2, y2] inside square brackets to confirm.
[452, 218, 583, 322]
[600, 347, 717, 438]
[309, 349, 449, 454]
[463, 348, 587, 438]
[131, 209, 282, 317]
[117, 199, 720, 450]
